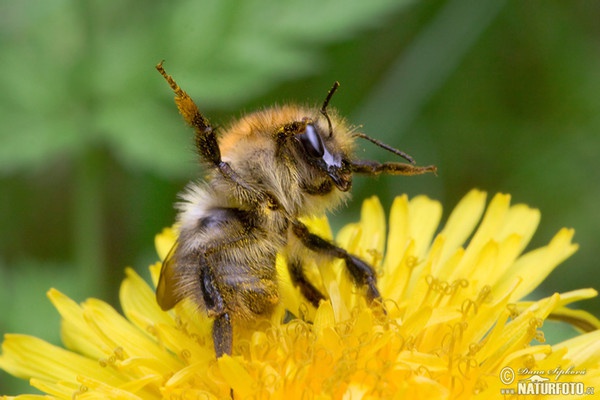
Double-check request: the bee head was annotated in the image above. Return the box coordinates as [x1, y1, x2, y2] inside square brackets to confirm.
[280, 81, 432, 202]
[295, 122, 351, 192]
[286, 81, 352, 193]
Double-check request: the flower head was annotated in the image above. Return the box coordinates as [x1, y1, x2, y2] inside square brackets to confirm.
[1, 190, 599, 399]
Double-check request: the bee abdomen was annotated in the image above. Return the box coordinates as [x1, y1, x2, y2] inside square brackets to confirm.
[176, 204, 282, 320]
[220, 273, 280, 317]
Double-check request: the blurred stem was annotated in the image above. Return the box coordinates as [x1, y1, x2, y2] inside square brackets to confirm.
[73, 149, 106, 299]
[71, 0, 106, 299]
[357, 0, 507, 135]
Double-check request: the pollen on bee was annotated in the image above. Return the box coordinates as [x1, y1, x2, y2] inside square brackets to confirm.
[174, 96, 203, 127]
[156, 61, 209, 130]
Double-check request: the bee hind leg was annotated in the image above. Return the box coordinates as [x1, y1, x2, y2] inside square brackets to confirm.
[213, 313, 233, 357]
[200, 264, 233, 357]
[156, 62, 269, 207]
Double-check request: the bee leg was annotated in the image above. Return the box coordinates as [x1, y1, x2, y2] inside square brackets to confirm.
[197, 256, 236, 400]
[156, 62, 264, 202]
[213, 313, 233, 357]
[288, 258, 326, 308]
[200, 264, 233, 357]
[350, 159, 437, 176]
[291, 221, 381, 302]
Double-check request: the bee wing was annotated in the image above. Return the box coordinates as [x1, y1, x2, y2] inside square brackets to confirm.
[156, 242, 185, 310]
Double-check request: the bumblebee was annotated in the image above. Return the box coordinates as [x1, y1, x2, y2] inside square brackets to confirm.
[155, 62, 436, 357]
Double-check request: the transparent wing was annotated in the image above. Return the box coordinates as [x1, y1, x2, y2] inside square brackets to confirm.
[156, 242, 185, 310]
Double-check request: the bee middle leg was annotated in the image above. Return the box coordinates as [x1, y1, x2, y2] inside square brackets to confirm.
[291, 221, 381, 301]
[288, 258, 326, 308]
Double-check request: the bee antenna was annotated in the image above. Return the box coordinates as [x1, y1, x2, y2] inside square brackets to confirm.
[320, 81, 340, 137]
[353, 133, 417, 165]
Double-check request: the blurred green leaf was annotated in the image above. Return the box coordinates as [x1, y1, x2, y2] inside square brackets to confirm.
[0, 0, 415, 177]
[0, 258, 88, 395]
[0, 259, 66, 344]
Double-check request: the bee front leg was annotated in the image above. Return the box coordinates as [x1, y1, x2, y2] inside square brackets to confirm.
[351, 159, 437, 176]
[291, 221, 381, 302]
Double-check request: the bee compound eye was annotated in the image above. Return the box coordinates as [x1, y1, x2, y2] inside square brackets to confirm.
[298, 124, 325, 158]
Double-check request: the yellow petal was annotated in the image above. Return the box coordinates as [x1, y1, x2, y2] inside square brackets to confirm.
[0, 334, 121, 386]
[275, 254, 311, 321]
[497, 203, 540, 252]
[548, 307, 600, 333]
[79, 298, 182, 372]
[517, 288, 600, 332]
[379, 238, 416, 301]
[301, 215, 333, 241]
[148, 262, 161, 288]
[75, 375, 146, 399]
[438, 189, 487, 265]
[1, 394, 56, 400]
[355, 196, 386, 266]
[552, 329, 600, 367]
[154, 227, 177, 262]
[217, 355, 254, 398]
[384, 194, 409, 272]
[47, 289, 106, 359]
[447, 192, 510, 282]
[313, 301, 335, 333]
[29, 378, 79, 399]
[382, 195, 441, 289]
[495, 228, 578, 301]
[119, 268, 174, 329]
[2, 191, 596, 400]
[407, 195, 442, 259]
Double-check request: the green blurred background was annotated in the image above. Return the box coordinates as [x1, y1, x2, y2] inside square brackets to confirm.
[1, 0, 599, 394]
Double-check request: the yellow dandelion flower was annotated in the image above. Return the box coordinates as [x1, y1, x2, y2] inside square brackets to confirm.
[1, 190, 599, 399]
